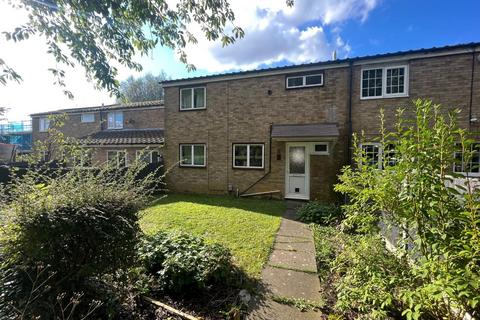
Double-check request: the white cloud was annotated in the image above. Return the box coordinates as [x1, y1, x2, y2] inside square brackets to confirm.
[182, 0, 379, 72]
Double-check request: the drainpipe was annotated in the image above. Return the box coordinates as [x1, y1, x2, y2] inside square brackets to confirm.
[347, 60, 354, 165]
[469, 48, 476, 131]
[239, 123, 273, 196]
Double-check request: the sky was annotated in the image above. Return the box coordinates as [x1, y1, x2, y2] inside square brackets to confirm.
[0, 0, 479, 121]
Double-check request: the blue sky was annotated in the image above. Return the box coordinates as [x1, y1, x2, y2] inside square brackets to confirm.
[0, 0, 479, 119]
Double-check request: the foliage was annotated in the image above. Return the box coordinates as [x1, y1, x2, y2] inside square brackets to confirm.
[297, 201, 343, 226]
[0, 58, 21, 86]
[332, 235, 411, 319]
[335, 99, 480, 319]
[0, 157, 158, 318]
[119, 71, 169, 103]
[139, 231, 237, 293]
[311, 225, 345, 281]
[2, 0, 245, 97]
[140, 194, 285, 276]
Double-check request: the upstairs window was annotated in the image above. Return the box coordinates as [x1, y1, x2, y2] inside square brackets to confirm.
[286, 73, 323, 89]
[180, 144, 206, 167]
[233, 144, 264, 169]
[454, 143, 480, 175]
[360, 143, 398, 169]
[180, 87, 206, 110]
[81, 113, 95, 123]
[107, 150, 127, 168]
[107, 111, 123, 129]
[361, 65, 408, 99]
[39, 117, 50, 132]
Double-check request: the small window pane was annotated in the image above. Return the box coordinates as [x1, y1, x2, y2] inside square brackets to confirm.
[115, 112, 123, 128]
[181, 145, 192, 165]
[361, 68, 383, 98]
[287, 77, 303, 87]
[289, 146, 305, 174]
[107, 113, 115, 128]
[249, 145, 263, 167]
[151, 151, 160, 164]
[315, 144, 328, 152]
[362, 144, 380, 167]
[193, 145, 205, 165]
[305, 74, 322, 86]
[193, 88, 205, 108]
[118, 152, 126, 168]
[181, 89, 192, 109]
[234, 145, 248, 167]
[81, 113, 94, 123]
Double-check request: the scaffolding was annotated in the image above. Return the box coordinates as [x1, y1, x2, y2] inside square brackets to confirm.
[0, 120, 32, 152]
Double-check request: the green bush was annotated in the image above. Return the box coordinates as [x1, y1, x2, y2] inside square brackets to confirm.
[332, 235, 411, 319]
[0, 165, 154, 319]
[297, 201, 343, 225]
[139, 231, 237, 293]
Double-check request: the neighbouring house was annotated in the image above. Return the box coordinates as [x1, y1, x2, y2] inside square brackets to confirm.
[162, 42, 480, 202]
[0, 120, 33, 160]
[30, 100, 164, 167]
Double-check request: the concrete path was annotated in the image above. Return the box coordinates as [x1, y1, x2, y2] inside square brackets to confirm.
[248, 201, 322, 320]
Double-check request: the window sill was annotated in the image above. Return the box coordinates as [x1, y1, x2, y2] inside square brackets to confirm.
[232, 166, 265, 170]
[179, 164, 206, 168]
[360, 94, 409, 101]
[179, 107, 207, 111]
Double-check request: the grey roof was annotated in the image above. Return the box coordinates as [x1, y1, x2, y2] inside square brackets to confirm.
[162, 42, 480, 85]
[271, 123, 339, 138]
[80, 129, 164, 145]
[31, 100, 164, 117]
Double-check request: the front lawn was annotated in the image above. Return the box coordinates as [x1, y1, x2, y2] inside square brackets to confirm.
[140, 194, 285, 276]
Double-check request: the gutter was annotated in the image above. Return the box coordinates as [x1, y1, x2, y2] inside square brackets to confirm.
[239, 124, 273, 196]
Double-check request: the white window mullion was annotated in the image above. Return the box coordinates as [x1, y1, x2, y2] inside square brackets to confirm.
[191, 145, 195, 166]
[246, 145, 250, 167]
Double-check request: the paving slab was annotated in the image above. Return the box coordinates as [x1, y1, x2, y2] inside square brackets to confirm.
[261, 266, 322, 300]
[248, 202, 322, 320]
[268, 249, 317, 273]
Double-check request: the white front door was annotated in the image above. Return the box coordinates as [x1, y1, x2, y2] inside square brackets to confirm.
[285, 143, 309, 200]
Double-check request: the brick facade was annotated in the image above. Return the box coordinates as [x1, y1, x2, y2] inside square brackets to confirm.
[164, 46, 480, 202]
[31, 103, 164, 165]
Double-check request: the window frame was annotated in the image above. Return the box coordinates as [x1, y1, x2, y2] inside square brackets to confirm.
[453, 143, 480, 177]
[312, 142, 329, 155]
[107, 111, 124, 129]
[136, 150, 161, 164]
[286, 73, 324, 89]
[179, 87, 207, 111]
[360, 65, 409, 100]
[232, 143, 265, 169]
[39, 117, 50, 132]
[179, 144, 207, 167]
[107, 150, 127, 168]
[81, 113, 95, 123]
[359, 142, 383, 169]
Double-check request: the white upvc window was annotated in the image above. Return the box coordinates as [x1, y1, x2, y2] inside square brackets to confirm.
[233, 144, 264, 169]
[180, 144, 206, 167]
[81, 113, 95, 123]
[360, 143, 397, 169]
[361, 65, 408, 99]
[454, 143, 480, 176]
[107, 111, 123, 129]
[39, 117, 50, 132]
[312, 142, 329, 155]
[180, 87, 206, 110]
[72, 151, 93, 168]
[136, 150, 161, 164]
[286, 73, 323, 89]
[107, 150, 127, 168]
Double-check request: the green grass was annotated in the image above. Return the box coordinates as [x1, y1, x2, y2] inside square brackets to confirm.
[140, 193, 285, 276]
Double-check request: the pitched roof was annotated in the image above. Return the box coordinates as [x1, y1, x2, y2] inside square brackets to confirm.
[31, 100, 164, 117]
[271, 123, 339, 138]
[162, 42, 480, 86]
[80, 129, 164, 145]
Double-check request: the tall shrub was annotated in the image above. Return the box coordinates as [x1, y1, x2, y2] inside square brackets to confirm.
[335, 99, 480, 319]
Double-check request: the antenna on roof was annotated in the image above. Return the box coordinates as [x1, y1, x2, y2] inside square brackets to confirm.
[332, 50, 337, 61]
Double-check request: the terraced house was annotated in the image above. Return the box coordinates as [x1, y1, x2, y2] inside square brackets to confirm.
[31, 100, 164, 167]
[162, 42, 480, 202]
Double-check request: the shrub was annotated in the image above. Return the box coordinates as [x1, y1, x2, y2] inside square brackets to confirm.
[297, 201, 343, 225]
[332, 235, 412, 319]
[0, 164, 155, 319]
[139, 231, 237, 293]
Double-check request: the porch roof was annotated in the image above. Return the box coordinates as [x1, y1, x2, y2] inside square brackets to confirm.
[271, 123, 339, 139]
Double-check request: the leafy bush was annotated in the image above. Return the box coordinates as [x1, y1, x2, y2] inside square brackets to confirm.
[332, 235, 411, 319]
[139, 231, 238, 293]
[297, 201, 343, 225]
[335, 99, 480, 319]
[0, 164, 156, 319]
